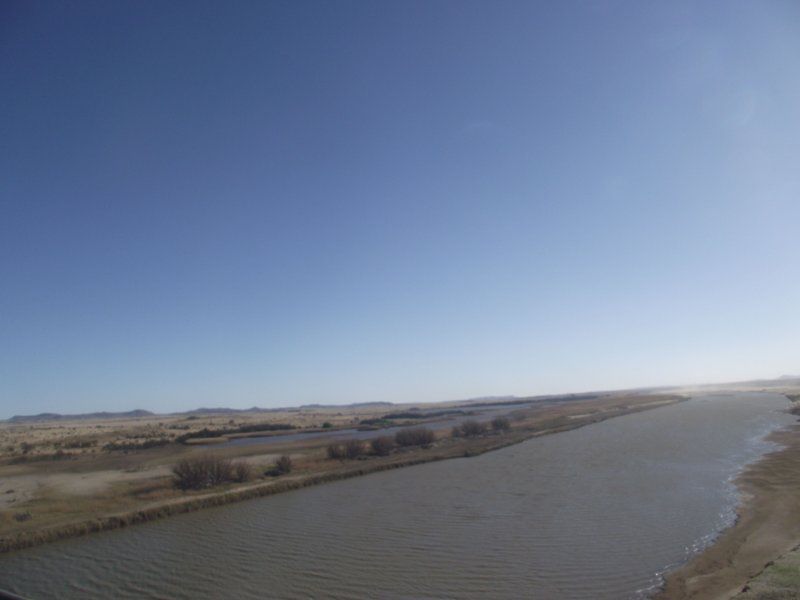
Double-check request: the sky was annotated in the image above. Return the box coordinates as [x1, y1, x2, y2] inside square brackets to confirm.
[1, 1, 799, 418]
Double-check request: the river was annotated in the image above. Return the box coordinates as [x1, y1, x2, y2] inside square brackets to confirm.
[0, 392, 792, 599]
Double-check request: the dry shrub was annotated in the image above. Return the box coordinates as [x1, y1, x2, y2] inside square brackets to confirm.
[274, 455, 293, 474]
[491, 417, 511, 432]
[233, 461, 254, 483]
[395, 427, 435, 448]
[327, 444, 346, 460]
[370, 436, 395, 456]
[459, 420, 487, 437]
[172, 455, 236, 490]
[344, 439, 364, 459]
[327, 440, 365, 459]
[208, 456, 234, 484]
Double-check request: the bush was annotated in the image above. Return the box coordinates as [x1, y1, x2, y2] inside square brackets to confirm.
[344, 439, 364, 459]
[459, 420, 487, 437]
[172, 457, 207, 490]
[207, 457, 235, 485]
[264, 455, 293, 477]
[327, 444, 346, 460]
[451, 425, 462, 438]
[233, 461, 254, 482]
[274, 455, 293, 474]
[395, 427, 435, 448]
[322, 421, 333, 429]
[172, 455, 237, 490]
[491, 417, 511, 432]
[370, 436, 395, 456]
[327, 440, 366, 460]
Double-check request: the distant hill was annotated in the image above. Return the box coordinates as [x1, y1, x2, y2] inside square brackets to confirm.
[177, 402, 395, 416]
[457, 395, 517, 404]
[7, 409, 155, 423]
[298, 402, 394, 409]
[5, 401, 399, 423]
[179, 407, 254, 416]
[12, 375, 795, 424]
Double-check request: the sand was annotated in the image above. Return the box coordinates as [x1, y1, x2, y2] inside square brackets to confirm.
[656, 424, 800, 600]
[1, 466, 173, 506]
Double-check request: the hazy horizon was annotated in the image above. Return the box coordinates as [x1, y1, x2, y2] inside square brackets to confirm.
[2, 370, 797, 421]
[2, 1, 799, 418]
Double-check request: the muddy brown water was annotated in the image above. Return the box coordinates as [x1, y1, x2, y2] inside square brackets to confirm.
[0, 393, 793, 599]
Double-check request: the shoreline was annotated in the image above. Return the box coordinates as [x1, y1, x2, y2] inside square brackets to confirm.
[0, 396, 684, 555]
[3, 392, 798, 598]
[655, 413, 800, 599]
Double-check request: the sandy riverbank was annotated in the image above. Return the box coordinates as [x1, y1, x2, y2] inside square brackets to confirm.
[656, 422, 800, 599]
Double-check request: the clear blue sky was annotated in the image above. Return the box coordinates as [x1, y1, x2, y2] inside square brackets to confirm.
[1, 1, 799, 417]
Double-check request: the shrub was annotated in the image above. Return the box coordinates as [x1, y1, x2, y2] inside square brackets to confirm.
[322, 421, 333, 429]
[274, 455, 293, 475]
[370, 436, 395, 456]
[172, 458, 205, 490]
[491, 417, 511, 432]
[327, 444, 346, 460]
[208, 457, 234, 485]
[232, 461, 254, 483]
[395, 427, 435, 448]
[451, 425, 462, 438]
[13, 511, 32, 522]
[459, 420, 487, 437]
[172, 455, 237, 490]
[344, 439, 364, 459]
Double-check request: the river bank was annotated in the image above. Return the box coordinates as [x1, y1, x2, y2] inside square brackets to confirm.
[0, 393, 684, 554]
[656, 400, 800, 599]
[3, 391, 789, 600]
